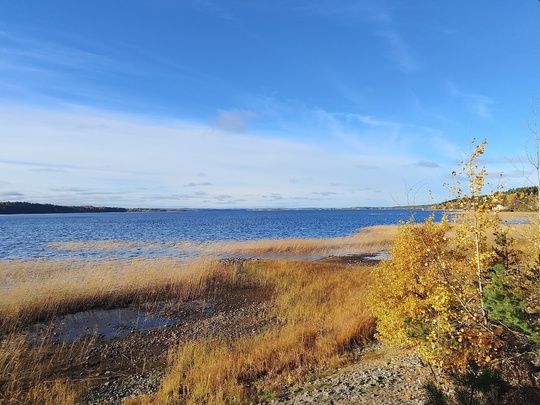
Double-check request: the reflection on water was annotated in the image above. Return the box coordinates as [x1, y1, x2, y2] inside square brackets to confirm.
[365, 252, 391, 260]
[31, 308, 176, 342]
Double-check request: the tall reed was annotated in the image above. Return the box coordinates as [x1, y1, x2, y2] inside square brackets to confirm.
[48, 224, 398, 259]
[0, 257, 239, 332]
[0, 257, 240, 404]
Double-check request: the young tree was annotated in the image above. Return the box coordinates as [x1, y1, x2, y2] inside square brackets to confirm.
[446, 140, 503, 327]
[368, 140, 504, 371]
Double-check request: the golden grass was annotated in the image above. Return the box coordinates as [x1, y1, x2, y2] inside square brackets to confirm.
[0, 257, 239, 332]
[0, 332, 91, 404]
[0, 257, 242, 404]
[133, 260, 375, 405]
[47, 224, 398, 259]
[197, 225, 396, 257]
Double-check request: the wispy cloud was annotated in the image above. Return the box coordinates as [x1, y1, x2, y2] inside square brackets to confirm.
[377, 29, 419, 73]
[184, 182, 213, 187]
[312, 191, 340, 196]
[0, 29, 210, 109]
[300, 1, 392, 25]
[0, 31, 107, 71]
[188, 0, 237, 21]
[0, 30, 125, 106]
[300, 2, 418, 73]
[29, 167, 69, 173]
[50, 187, 92, 193]
[447, 83, 495, 119]
[311, 108, 414, 154]
[415, 160, 440, 168]
[211, 109, 256, 132]
[0, 191, 25, 200]
[262, 193, 284, 201]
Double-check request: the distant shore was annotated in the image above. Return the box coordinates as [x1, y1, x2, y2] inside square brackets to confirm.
[2, 200, 534, 216]
[0, 201, 440, 215]
[0, 201, 181, 215]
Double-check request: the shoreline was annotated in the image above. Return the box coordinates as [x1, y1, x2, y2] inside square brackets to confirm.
[3, 214, 539, 404]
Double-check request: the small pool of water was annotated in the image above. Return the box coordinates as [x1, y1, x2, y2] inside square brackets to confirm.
[365, 252, 391, 260]
[31, 308, 176, 343]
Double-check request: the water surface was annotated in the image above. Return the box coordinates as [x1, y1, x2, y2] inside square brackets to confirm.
[0, 209, 442, 259]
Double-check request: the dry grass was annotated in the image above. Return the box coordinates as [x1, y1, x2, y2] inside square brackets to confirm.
[197, 225, 396, 257]
[47, 224, 398, 259]
[0, 226, 392, 404]
[0, 257, 241, 404]
[0, 257, 238, 332]
[133, 260, 375, 405]
[0, 332, 92, 404]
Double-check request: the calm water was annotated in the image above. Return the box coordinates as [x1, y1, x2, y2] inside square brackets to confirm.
[0, 209, 442, 260]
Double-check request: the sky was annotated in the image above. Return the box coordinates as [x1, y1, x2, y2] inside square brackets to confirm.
[1, 1, 540, 209]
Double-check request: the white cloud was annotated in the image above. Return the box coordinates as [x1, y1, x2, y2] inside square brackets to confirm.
[0, 103, 482, 208]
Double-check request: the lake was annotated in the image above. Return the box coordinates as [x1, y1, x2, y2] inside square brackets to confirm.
[0, 209, 443, 260]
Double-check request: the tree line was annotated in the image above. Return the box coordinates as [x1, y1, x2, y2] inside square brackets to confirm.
[0, 201, 127, 214]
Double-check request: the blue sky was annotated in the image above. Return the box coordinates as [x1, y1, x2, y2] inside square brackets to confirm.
[1, 1, 539, 208]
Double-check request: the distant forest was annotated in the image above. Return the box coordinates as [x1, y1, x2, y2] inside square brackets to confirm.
[497, 186, 539, 211]
[0, 202, 128, 215]
[437, 186, 539, 212]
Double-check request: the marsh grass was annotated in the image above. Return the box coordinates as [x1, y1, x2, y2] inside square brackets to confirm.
[0, 257, 242, 404]
[0, 331, 93, 404]
[132, 260, 375, 405]
[0, 257, 240, 332]
[48, 224, 398, 259]
[0, 226, 393, 404]
[198, 225, 396, 257]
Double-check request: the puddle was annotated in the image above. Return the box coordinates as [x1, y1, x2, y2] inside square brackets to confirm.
[31, 308, 176, 343]
[505, 219, 531, 224]
[365, 252, 391, 260]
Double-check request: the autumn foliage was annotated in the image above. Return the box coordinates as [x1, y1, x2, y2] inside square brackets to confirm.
[368, 140, 539, 378]
[368, 215, 502, 371]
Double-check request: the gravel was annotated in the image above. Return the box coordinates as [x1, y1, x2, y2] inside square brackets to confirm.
[264, 344, 433, 405]
[82, 342, 433, 405]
